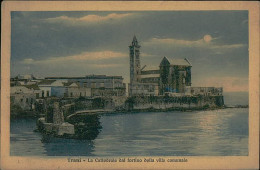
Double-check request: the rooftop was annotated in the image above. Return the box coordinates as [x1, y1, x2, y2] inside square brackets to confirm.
[141, 65, 159, 71]
[85, 75, 123, 79]
[63, 82, 80, 87]
[45, 77, 85, 80]
[23, 84, 40, 90]
[160, 56, 192, 66]
[141, 74, 160, 78]
[45, 75, 123, 80]
[38, 80, 56, 85]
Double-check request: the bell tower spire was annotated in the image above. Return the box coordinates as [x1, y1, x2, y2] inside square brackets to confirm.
[132, 35, 138, 46]
[129, 35, 141, 84]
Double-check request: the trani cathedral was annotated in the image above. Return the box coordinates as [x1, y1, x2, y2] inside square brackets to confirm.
[128, 36, 192, 96]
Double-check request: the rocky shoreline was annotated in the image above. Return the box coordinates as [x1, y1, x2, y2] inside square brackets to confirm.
[11, 104, 248, 119]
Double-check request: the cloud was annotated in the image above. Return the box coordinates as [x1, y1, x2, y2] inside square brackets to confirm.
[23, 58, 35, 64]
[44, 13, 136, 25]
[193, 76, 248, 92]
[143, 37, 246, 50]
[210, 43, 246, 49]
[22, 50, 128, 65]
[141, 52, 155, 57]
[92, 63, 123, 68]
[144, 37, 204, 46]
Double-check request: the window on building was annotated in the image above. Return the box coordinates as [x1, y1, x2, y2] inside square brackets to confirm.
[91, 82, 96, 88]
[26, 98, 29, 103]
[100, 82, 105, 88]
[70, 92, 73, 97]
[47, 91, 49, 97]
[20, 98, 23, 102]
[42, 90, 44, 97]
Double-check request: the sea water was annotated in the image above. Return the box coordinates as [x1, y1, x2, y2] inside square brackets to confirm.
[10, 92, 248, 156]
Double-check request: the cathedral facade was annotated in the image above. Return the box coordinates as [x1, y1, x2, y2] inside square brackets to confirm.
[128, 36, 192, 96]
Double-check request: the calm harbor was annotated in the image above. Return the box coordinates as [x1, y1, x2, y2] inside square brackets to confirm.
[11, 107, 248, 156]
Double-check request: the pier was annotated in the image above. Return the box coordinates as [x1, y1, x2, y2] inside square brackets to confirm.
[67, 109, 114, 119]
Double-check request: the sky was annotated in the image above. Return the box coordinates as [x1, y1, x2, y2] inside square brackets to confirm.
[11, 11, 248, 92]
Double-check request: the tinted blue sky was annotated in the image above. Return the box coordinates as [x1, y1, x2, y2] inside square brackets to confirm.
[11, 11, 248, 92]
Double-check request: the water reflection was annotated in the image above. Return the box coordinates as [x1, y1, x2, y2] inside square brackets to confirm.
[93, 109, 248, 156]
[10, 108, 248, 156]
[67, 114, 102, 140]
[41, 138, 96, 156]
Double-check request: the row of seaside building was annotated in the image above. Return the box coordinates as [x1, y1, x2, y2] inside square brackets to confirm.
[11, 73, 222, 110]
[11, 74, 126, 110]
[11, 36, 223, 110]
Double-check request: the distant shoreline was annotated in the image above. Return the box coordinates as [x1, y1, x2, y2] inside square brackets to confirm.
[10, 105, 249, 119]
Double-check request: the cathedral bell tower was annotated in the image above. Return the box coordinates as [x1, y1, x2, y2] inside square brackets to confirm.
[129, 35, 141, 84]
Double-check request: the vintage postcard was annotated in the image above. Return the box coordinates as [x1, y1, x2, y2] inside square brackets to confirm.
[1, 1, 259, 169]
